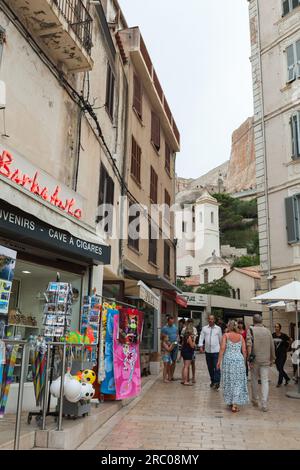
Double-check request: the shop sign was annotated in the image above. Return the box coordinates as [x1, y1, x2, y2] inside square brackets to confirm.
[137, 281, 160, 310]
[0, 200, 110, 265]
[183, 293, 208, 307]
[0, 146, 84, 220]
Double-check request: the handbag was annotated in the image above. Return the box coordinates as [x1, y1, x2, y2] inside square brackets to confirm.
[248, 327, 256, 363]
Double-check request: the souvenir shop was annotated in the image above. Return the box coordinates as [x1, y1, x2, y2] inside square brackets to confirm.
[0, 197, 146, 423]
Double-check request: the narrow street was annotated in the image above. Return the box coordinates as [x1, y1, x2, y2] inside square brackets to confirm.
[79, 355, 300, 451]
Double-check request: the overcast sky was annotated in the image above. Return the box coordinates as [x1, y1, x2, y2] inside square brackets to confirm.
[119, 0, 253, 179]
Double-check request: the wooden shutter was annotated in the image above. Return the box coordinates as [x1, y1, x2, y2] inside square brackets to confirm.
[150, 166, 158, 203]
[128, 200, 140, 251]
[285, 195, 300, 243]
[148, 223, 157, 264]
[287, 44, 296, 82]
[133, 74, 142, 118]
[131, 136, 141, 183]
[164, 242, 170, 277]
[296, 39, 300, 78]
[151, 112, 160, 151]
[283, 0, 290, 15]
[165, 189, 171, 207]
[106, 63, 115, 119]
[291, 112, 300, 158]
[165, 143, 171, 175]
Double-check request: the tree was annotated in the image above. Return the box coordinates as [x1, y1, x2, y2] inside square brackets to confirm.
[176, 279, 194, 292]
[232, 255, 260, 268]
[196, 279, 231, 298]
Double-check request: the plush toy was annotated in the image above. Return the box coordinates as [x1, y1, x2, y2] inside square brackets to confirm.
[66, 331, 83, 344]
[80, 382, 95, 401]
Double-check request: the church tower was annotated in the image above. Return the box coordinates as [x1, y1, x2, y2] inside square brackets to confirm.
[194, 189, 220, 263]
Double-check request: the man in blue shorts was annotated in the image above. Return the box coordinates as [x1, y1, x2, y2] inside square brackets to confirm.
[161, 315, 179, 380]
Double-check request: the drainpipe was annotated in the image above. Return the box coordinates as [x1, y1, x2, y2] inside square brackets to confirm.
[255, 0, 273, 327]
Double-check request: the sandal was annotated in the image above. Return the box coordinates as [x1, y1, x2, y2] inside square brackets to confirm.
[231, 405, 240, 413]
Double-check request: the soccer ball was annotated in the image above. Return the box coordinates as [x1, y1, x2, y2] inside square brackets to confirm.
[80, 382, 95, 401]
[81, 369, 96, 385]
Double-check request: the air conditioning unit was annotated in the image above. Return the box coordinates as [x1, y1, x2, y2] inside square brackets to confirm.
[0, 81, 6, 110]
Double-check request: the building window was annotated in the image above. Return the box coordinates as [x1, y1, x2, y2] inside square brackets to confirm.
[211, 211, 214, 224]
[128, 200, 140, 252]
[204, 269, 209, 284]
[286, 40, 300, 83]
[285, 194, 300, 243]
[148, 223, 157, 265]
[164, 242, 171, 277]
[182, 221, 186, 233]
[282, 0, 300, 16]
[199, 212, 203, 224]
[291, 111, 300, 159]
[237, 288, 241, 300]
[131, 136, 142, 183]
[223, 269, 227, 277]
[133, 74, 143, 119]
[150, 166, 158, 203]
[165, 143, 171, 175]
[151, 111, 160, 151]
[97, 163, 115, 234]
[105, 62, 115, 120]
[232, 289, 236, 299]
[164, 189, 171, 222]
[186, 266, 192, 277]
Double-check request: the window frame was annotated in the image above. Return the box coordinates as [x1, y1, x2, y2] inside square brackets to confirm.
[286, 40, 300, 83]
[282, 0, 300, 17]
[133, 73, 143, 120]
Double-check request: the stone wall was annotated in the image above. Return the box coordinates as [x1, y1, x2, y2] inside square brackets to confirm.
[226, 117, 256, 194]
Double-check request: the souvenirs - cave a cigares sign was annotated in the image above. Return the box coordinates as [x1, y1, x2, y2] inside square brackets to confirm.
[0, 147, 83, 220]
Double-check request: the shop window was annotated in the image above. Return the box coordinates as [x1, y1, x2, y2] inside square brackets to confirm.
[164, 242, 171, 277]
[204, 269, 209, 284]
[151, 111, 160, 151]
[105, 62, 115, 120]
[5, 259, 82, 382]
[128, 200, 140, 252]
[133, 74, 143, 119]
[150, 166, 158, 203]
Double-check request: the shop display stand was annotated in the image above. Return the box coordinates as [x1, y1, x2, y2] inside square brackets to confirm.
[28, 280, 73, 426]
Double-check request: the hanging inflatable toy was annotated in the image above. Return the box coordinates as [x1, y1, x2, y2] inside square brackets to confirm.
[80, 382, 95, 401]
[81, 369, 96, 385]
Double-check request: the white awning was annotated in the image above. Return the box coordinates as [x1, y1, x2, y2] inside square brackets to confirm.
[0, 179, 107, 246]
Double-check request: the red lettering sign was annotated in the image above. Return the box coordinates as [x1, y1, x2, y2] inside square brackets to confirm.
[0, 150, 82, 219]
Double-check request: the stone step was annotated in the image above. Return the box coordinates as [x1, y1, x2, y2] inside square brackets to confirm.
[35, 402, 122, 450]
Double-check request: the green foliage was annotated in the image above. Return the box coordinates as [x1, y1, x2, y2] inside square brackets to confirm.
[176, 279, 194, 292]
[213, 193, 259, 256]
[232, 255, 260, 268]
[196, 279, 231, 298]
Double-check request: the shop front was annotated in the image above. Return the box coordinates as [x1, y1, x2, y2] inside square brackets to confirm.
[0, 194, 110, 412]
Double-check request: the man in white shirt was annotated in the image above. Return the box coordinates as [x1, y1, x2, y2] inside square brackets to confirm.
[199, 315, 223, 389]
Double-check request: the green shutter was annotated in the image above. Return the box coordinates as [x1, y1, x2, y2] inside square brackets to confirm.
[285, 196, 300, 243]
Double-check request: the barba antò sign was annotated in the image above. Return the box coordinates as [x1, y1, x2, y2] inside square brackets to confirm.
[0, 146, 84, 220]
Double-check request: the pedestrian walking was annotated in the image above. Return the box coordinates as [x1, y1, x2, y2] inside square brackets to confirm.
[272, 323, 291, 387]
[217, 320, 249, 413]
[247, 314, 276, 412]
[161, 315, 179, 380]
[238, 320, 249, 378]
[199, 315, 222, 389]
[181, 319, 197, 383]
[181, 323, 196, 386]
[161, 334, 173, 383]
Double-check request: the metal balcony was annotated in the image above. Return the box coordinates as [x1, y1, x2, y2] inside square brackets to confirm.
[6, 0, 94, 72]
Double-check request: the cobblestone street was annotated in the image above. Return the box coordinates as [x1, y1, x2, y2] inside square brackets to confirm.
[79, 355, 300, 451]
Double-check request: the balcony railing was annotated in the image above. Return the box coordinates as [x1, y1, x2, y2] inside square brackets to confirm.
[54, 0, 93, 55]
